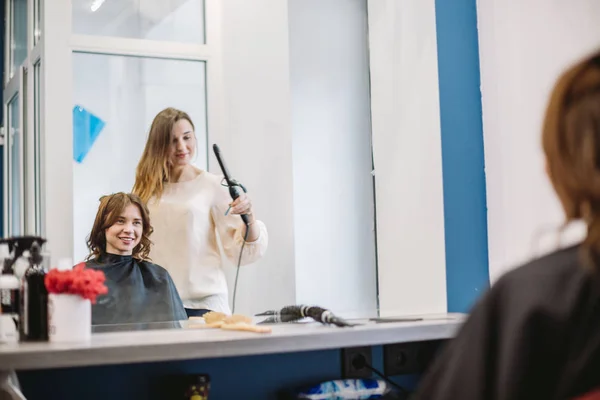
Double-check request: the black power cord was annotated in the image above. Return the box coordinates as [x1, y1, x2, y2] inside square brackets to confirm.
[220, 177, 250, 315]
[213, 144, 254, 315]
[231, 226, 249, 315]
[351, 353, 409, 398]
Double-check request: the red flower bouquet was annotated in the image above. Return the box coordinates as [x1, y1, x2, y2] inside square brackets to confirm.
[45, 262, 108, 304]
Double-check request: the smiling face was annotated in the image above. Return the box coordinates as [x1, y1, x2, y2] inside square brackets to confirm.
[169, 118, 196, 167]
[104, 204, 143, 256]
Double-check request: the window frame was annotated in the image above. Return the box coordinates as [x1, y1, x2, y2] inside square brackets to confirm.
[4, 83, 24, 237]
[67, 0, 223, 168]
[3, 0, 41, 237]
[34, 0, 223, 261]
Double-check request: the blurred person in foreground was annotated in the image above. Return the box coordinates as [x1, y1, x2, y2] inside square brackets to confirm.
[413, 50, 600, 400]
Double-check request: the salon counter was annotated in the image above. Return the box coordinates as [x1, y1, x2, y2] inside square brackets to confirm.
[2, 314, 464, 399]
[0, 314, 464, 370]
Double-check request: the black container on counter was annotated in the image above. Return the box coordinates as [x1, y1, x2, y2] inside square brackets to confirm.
[20, 241, 49, 342]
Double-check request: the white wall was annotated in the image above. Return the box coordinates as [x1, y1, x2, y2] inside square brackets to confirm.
[42, 0, 74, 264]
[218, 0, 297, 315]
[368, 0, 447, 316]
[477, 0, 600, 283]
[288, 0, 378, 316]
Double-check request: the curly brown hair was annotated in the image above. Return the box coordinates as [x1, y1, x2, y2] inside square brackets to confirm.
[542, 50, 600, 267]
[85, 192, 154, 261]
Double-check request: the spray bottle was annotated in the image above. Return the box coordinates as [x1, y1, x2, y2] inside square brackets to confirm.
[20, 241, 49, 341]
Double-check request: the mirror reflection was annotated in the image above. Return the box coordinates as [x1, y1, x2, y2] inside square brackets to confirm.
[85, 193, 187, 325]
[4, 0, 390, 333]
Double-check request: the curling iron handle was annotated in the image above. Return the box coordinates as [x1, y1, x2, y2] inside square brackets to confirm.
[214, 144, 250, 226]
[229, 185, 251, 226]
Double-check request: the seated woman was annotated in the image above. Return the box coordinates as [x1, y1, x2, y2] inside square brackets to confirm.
[84, 192, 188, 326]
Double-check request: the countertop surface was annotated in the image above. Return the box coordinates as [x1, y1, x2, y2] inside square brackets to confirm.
[0, 313, 465, 370]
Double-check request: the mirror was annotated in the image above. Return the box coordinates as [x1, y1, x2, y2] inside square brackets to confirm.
[6, 0, 449, 330]
[69, 0, 377, 327]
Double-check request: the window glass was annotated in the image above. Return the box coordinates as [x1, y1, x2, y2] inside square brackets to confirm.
[72, 52, 207, 262]
[72, 0, 205, 44]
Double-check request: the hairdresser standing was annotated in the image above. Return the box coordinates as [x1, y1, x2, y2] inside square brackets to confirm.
[132, 107, 268, 317]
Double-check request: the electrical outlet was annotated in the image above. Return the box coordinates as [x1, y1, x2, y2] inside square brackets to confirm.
[341, 346, 372, 379]
[383, 340, 441, 376]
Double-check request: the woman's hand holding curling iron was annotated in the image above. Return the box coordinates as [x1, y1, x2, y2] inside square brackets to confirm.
[229, 193, 260, 242]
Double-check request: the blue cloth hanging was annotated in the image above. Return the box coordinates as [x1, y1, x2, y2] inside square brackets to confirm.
[72, 105, 106, 163]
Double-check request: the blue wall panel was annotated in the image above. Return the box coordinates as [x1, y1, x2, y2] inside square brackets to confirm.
[18, 347, 420, 399]
[435, 0, 490, 313]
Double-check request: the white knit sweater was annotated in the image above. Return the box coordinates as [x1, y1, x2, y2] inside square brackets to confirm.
[147, 170, 268, 314]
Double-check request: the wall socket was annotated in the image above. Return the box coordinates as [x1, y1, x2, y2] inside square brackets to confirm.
[383, 340, 441, 376]
[341, 346, 372, 379]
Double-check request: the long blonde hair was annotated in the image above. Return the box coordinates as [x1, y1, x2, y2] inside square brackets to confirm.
[542, 51, 600, 268]
[132, 107, 195, 203]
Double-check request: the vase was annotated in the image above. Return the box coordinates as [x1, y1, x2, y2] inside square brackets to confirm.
[48, 293, 91, 342]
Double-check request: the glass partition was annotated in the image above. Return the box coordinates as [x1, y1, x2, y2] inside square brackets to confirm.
[4, 0, 44, 237]
[33, 61, 42, 235]
[72, 0, 206, 44]
[9, 0, 27, 79]
[7, 94, 22, 235]
[33, 0, 41, 45]
[71, 52, 207, 263]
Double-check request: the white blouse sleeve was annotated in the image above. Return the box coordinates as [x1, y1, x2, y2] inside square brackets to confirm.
[210, 181, 268, 267]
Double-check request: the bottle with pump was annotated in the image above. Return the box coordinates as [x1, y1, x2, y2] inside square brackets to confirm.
[0, 236, 49, 342]
[20, 241, 49, 341]
[0, 243, 19, 343]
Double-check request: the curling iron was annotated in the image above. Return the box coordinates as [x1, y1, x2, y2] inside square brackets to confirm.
[213, 144, 250, 226]
[256, 305, 358, 328]
[212, 144, 251, 314]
